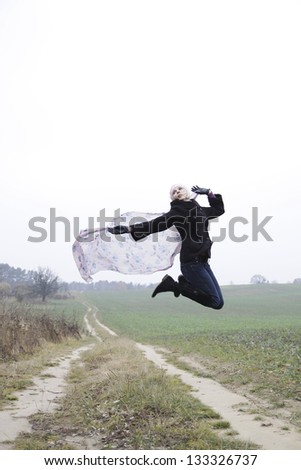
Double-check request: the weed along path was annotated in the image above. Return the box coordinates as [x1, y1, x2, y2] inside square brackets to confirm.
[88, 306, 301, 450]
[0, 345, 92, 449]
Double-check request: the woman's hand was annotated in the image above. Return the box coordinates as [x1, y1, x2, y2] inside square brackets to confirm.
[191, 185, 210, 195]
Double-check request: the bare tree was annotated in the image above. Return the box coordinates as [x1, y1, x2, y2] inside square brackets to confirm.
[31, 267, 59, 302]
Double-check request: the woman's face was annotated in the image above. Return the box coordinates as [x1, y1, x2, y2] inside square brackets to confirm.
[170, 184, 190, 201]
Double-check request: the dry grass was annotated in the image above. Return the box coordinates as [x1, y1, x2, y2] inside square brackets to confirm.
[0, 300, 81, 360]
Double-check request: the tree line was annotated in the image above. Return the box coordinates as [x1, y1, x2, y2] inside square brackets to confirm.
[0, 263, 148, 302]
[250, 274, 301, 284]
[1, 263, 300, 302]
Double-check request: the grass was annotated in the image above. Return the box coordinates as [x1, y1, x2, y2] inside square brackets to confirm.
[83, 284, 301, 406]
[30, 297, 88, 330]
[0, 299, 82, 360]
[0, 298, 85, 408]
[15, 333, 255, 450]
[84, 284, 301, 338]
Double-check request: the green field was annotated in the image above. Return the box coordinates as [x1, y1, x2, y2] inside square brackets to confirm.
[84, 284, 301, 406]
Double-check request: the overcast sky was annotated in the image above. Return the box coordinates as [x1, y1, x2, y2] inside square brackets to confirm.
[1, 0, 300, 286]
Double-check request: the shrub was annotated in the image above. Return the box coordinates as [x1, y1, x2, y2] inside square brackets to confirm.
[0, 300, 81, 360]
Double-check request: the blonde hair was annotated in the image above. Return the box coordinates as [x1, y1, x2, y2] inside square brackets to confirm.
[169, 184, 190, 201]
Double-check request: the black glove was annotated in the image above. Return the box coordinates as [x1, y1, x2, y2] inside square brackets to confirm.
[191, 185, 210, 195]
[107, 225, 130, 235]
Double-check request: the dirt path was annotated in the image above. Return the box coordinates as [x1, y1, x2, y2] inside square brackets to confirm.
[1, 304, 301, 450]
[0, 344, 92, 449]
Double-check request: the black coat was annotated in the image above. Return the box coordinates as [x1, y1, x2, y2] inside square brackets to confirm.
[130, 195, 225, 263]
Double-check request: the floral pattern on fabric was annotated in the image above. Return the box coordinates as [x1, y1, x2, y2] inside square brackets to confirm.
[72, 211, 182, 282]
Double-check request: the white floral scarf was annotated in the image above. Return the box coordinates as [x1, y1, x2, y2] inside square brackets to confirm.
[72, 211, 181, 282]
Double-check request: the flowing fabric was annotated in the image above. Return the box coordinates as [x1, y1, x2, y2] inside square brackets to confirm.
[72, 211, 182, 282]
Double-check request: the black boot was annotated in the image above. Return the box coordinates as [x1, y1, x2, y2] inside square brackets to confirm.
[152, 275, 180, 298]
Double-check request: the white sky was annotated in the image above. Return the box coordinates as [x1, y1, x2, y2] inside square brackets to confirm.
[0, 0, 300, 286]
